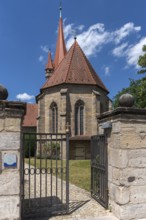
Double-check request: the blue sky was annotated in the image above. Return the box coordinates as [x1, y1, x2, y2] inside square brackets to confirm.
[0, 0, 146, 102]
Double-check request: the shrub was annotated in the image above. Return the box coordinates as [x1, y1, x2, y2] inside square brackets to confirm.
[37, 142, 60, 159]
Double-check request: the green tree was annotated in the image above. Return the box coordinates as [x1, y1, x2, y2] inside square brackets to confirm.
[138, 45, 146, 74]
[113, 77, 146, 108]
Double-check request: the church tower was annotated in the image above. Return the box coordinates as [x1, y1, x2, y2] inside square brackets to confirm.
[37, 6, 111, 159]
[45, 5, 67, 78]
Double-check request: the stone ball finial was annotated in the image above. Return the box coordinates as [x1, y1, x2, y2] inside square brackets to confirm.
[119, 93, 135, 107]
[0, 84, 8, 100]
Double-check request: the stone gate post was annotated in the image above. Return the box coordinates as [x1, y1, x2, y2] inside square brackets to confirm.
[0, 101, 26, 220]
[98, 107, 146, 220]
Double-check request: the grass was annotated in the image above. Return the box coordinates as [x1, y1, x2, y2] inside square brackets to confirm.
[25, 159, 91, 191]
[69, 160, 90, 191]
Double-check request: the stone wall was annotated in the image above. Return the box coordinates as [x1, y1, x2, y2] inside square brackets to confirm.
[98, 107, 146, 220]
[0, 101, 26, 220]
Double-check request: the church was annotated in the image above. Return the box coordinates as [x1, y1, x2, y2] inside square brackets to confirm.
[36, 6, 111, 159]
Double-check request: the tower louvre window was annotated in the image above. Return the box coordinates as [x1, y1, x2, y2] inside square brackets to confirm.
[75, 100, 84, 135]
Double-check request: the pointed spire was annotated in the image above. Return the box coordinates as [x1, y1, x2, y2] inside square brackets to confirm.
[46, 50, 54, 70]
[45, 50, 54, 79]
[54, 3, 67, 69]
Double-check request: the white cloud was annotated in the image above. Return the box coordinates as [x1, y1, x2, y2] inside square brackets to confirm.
[38, 46, 49, 64]
[64, 21, 141, 58]
[64, 23, 74, 39]
[41, 45, 49, 53]
[104, 67, 111, 76]
[127, 37, 146, 68]
[38, 20, 143, 69]
[112, 37, 146, 69]
[66, 23, 110, 57]
[112, 42, 128, 57]
[77, 25, 85, 31]
[64, 23, 85, 40]
[114, 22, 141, 44]
[16, 93, 35, 102]
[38, 55, 44, 62]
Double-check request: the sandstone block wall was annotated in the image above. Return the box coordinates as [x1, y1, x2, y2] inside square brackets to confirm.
[99, 108, 146, 220]
[0, 101, 26, 220]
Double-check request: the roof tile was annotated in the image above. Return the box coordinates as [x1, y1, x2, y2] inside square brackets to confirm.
[42, 40, 109, 93]
[22, 103, 38, 127]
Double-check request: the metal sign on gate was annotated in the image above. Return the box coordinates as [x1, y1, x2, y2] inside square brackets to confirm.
[91, 135, 108, 208]
[21, 133, 69, 219]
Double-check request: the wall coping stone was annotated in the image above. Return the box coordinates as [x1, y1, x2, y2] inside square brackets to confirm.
[98, 107, 146, 120]
[0, 101, 26, 118]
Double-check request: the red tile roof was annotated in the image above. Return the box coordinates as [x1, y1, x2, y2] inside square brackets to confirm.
[22, 103, 38, 127]
[42, 40, 109, 93]
[53, 17, 67, 69]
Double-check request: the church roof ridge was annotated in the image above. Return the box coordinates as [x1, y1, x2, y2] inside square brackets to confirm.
[73, 40, 98, 86]
[75, 41, 109, 92]
[64, 39, 77, 82]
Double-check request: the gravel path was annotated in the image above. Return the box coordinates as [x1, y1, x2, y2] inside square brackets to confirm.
[23, 164, 115, 220]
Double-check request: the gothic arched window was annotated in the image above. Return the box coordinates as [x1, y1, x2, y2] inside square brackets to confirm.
[75, 100, 84, 135]
[50, 102, 58, 133]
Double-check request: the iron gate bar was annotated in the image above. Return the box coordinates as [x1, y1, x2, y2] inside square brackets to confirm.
[61, 135, 63, 205]
[56, 134, 58, 208]
[45, 134, 47, 198]
[91, 134, 108, 209]
[66, 131, 69, 212]
[40, 134, 42, 207]
[34, 134, 36, 199]
[51, 134, 53, 206]
[21, 132, 69, 219]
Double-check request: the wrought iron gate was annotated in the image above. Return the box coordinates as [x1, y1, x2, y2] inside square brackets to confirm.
[21, 133, 69, 219]
[91, 135, 108, 208]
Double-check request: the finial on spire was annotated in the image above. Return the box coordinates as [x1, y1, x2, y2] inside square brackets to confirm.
[73, 29, 77, 41]
[59, 1, 62, 18]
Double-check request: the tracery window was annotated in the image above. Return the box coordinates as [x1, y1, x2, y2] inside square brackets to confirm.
[75, 100, 84, 135]
[50, 102, 58, 133]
